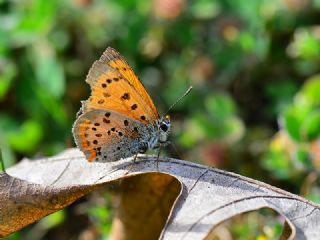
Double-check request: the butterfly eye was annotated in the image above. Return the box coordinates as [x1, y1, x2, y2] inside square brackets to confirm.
[160, 124, 168, 132]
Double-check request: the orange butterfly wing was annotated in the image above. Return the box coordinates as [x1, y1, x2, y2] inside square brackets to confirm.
[73, 109, 151, 162]
[104, 47, 158, 115]
[82, 47, 159, 124]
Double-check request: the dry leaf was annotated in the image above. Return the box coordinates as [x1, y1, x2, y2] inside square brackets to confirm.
[1, 148, 319, 239]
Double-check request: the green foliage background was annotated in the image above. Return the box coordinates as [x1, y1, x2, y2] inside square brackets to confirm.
[1, 0, 320, 239]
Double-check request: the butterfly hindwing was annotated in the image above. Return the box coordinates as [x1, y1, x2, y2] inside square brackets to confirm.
[72, 109, 152, 162]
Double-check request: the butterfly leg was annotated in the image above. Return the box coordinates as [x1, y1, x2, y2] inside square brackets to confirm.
[124, 141, 148, 175]
[156, 145, 162, 171]
[125, 153, 139, 175]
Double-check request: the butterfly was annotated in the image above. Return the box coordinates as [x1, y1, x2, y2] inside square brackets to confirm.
[72, 47, 172, 163]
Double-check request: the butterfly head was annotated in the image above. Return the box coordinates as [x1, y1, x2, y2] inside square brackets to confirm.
[158, 115, 171, 144]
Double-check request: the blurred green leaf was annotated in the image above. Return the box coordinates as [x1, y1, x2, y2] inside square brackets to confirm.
[301, 75, 320, 106]
[0, 114, 18, 166]
[315, 0, 320, 8]
[282, 106, 303, 142]
[89, 205, 112, 233]
[32, 42, 65, 98]
[223, 117, 245, 142]
[33, 83, 68, 126]
[180, 93, 244, 147]
[291, 28, 320, 60]
[301, 111, 320, 141]
[190, 0, 221, 19]
[0, 114, 20, 133]
[282, 104, 311, 142]
[307, 192, 320, 204]
[205, 93, 235, 119]
[293, 148, 311, 170]
[7, 120, 43, 153]
[41, 210, 65, 229]
[266, 74, 320, 179]
[1, 232, 20, 240]
[0, 114, 43, 160]
[281, 75, 320, 142]
[16, 0, 56, 33]
[0, 59, 16, 99]
[294, 59, 319, 76]
[238, 31, 254, 53]
[263, 149, 292, 180]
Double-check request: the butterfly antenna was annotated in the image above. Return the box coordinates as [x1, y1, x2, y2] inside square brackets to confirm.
[164, 86, 193, 116]
[0, 149, 6, 173]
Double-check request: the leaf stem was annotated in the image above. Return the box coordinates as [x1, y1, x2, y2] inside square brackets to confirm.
[0, 149, 5, 172]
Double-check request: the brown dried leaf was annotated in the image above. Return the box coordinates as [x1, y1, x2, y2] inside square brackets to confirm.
[1, 148, 320, 239]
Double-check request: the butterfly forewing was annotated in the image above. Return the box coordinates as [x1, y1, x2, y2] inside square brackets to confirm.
[83, 47, 158, 124]
[73, 109, 152, 162]
[103, 47, 158, 117]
